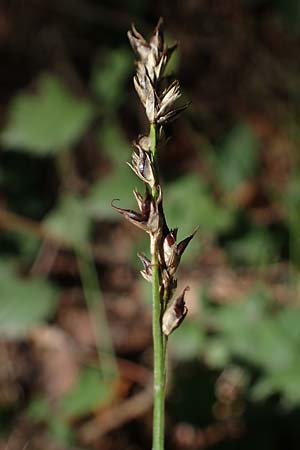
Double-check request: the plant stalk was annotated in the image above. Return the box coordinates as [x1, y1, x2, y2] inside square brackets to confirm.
[150, 123, 166, 450]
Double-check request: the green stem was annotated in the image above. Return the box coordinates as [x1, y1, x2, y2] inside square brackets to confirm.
[150, 123, 166, 450]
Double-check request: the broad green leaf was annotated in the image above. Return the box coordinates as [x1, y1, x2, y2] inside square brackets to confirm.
[0, 264, 57, 337]
[1, 74, 95, 155]
[205, 288, 300, 406]
[210, 290, 292, 371]
[215, 122, 259, 192]
[44, 195, 90, 245]
[91, 48, 131, 112]
[59, 367, 112, 418]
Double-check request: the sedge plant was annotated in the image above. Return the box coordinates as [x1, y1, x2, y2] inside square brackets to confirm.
[112, 19, 196, 450]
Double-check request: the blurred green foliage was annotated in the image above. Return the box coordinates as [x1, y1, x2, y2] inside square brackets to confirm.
[91, 48, 132, 114]
[226, 228, 278, 266]
[44, 194, 91, 245]
[59, 367, 113, 418]
[28, 367, 112, 444]
[214, 122, 259, 193]
[0, 263, 57, 337]
[171, 287, 300, 408]
[1, 74, 95, 155]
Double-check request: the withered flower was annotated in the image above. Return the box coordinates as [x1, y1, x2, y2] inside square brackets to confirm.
[157, 103, 189, 125]
[137, 252, 152, 282]
[127, 144, 156, 188]
[136, 134, 151, 152]
[162, 227, 198, 275]
[162, 287, 189, 336]
[111, 187, 161, 235]
[133, 65, 156, 123]
[111, 199, 147, 231]
[156, 81, 181, 120]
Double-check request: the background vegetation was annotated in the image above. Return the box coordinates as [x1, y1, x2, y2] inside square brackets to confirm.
[0, 0, 299, 449]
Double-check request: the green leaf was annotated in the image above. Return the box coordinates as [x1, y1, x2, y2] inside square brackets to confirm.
[91, 48, 131, 112]
[215, 122, 259, 192]
[0, 264, 58, 337]
[48, 420, 74, 444]
[59, 367, 112, 418]
[210, 289, 294, 372]
[27, 397, 51, 422]
[44, 195, 90, 245]
[277, 308, 300, 344]
[1, 74, 95, 155]
[206, 288, 300, 407]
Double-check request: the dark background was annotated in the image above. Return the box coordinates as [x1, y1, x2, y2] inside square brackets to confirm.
[0, 1, 300, 449]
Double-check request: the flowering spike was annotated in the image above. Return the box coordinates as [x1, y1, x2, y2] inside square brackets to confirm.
[114, 21, 195, 450]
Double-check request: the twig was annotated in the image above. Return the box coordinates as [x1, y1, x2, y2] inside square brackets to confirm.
[0, 207, 75, 249]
